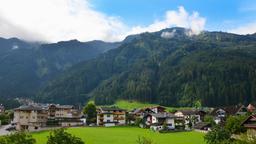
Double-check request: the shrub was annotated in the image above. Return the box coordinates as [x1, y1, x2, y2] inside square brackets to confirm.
[136, 136, 154, 144]
[47, 128, 84, 144]
[0, 132, 36, 144]
[204, 125, 232, 144]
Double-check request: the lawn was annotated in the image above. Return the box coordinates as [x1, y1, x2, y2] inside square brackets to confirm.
[32, 127, 206, 144]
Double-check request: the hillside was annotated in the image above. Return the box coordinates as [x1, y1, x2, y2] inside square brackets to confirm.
[35, 27, 256, 107]
[0, 38, 120, 99]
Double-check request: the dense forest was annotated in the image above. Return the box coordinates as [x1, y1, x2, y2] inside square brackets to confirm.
[36, 27, 256, 107]
[0, 38, 120, 99]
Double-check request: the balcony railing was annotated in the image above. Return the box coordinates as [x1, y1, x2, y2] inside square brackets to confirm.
[114, 117, 125, 120]
[113, 112, 125, 115]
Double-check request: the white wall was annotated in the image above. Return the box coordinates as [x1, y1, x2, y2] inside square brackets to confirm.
[104, 123, 115, 127]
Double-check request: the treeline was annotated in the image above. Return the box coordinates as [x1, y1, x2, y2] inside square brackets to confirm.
[36, 28, 256, 107]
[0, 97, 20, 109]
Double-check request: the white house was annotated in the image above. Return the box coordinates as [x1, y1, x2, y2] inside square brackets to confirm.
[144, 112, 176, 131]
[97, 107, 126, 127]
[174, 110, 206, 128]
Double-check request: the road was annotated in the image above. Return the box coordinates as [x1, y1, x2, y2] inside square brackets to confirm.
[0, 124, 13, 136]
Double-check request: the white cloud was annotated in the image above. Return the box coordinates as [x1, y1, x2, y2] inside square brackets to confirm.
[12, 45, 19, 50]
[0, 1, 206, 42]
[161, 29, 176, 39]
[127, 6, 206, 36]
[0, 0, 127, 42]
[229, 22, 256, 35]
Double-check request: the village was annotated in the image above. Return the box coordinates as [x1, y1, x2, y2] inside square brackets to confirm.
[0, 102, 255, 135]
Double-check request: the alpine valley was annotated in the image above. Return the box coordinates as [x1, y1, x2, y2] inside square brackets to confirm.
[1, 27, 256, 107]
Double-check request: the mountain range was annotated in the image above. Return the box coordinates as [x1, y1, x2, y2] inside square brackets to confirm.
[0, 38, 120, 99]
[1, 27, 256, 107]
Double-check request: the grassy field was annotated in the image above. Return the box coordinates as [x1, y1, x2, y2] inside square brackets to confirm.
[107, 100, 193, 112]
[32, 127, 205, 144]
[112, 100, 157, 110]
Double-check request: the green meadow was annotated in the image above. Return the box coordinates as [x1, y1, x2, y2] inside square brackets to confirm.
[107, 100, 194, 112]
[32, 127, 205, 144]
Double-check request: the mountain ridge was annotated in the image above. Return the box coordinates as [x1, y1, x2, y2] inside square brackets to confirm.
[36, 27, 256, 106]
[0, 38, 121, 99]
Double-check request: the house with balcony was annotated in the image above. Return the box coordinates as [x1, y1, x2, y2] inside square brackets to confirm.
[46, 104, 83, 127]
[97, 107, 126, 127]
[13, 105, 48, 131]
[174, 109, 206, 128]
[128, 106, 167, 124]
[14, 104, 83, 131]
[210, 105, 248, 124]
[143, 112, 177, 131]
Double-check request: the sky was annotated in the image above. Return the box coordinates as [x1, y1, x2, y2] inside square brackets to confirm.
[0, 0, 255, 42]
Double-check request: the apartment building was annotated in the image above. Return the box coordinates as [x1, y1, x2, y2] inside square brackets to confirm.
[47, 104, 83, 127]
[13, 105, 48, 131]
[14, 104, 83, 131]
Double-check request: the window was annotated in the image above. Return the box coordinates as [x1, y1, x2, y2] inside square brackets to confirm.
[107, 120, 110, 122]
[107, 114, 111, 117]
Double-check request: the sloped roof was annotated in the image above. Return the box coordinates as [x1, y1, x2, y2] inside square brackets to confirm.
[56, 105, 74, 109]
[130, 108, 143, 114]
[99, 107, 126, 111]
[241, 114, 256, 129]
[177, 109, 203, 115]
[194, 122, 211, 129]
[14, 105, 45, 111]
[178, 109, 198, 115]
[149, 112, 176, 118]
[210, 105, 245, 115]
[48, 104, 74, 109]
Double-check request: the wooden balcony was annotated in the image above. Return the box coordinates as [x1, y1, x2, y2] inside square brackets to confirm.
[114, 117, 125, 120]
[113, 112, 125, 115]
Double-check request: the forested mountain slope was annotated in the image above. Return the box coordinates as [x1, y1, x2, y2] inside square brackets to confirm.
[33, 28, 256, 106]
[0, 38, 120, 98]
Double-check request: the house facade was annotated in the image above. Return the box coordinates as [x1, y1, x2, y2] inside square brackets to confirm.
[97, 107, 126, 127]
[128, 106, 167, 123]
[13, 105, 48, 131]
[48, 104, 75, 118]
[47, 104, 83, 127]
[144, 112, 176, 131]
[148, 106, 166, 113]
[14, 104, 83, 131]
[211, 105, 248, 124]
[174, 110, 206, 128]
[241, 114, 256, 130]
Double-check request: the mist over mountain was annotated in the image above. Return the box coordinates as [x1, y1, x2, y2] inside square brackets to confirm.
[35, 27, 256, 106]
[0, 38, 120, 99]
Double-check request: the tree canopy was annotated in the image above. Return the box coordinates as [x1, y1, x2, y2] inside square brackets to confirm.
[47, 128, 84, 144]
